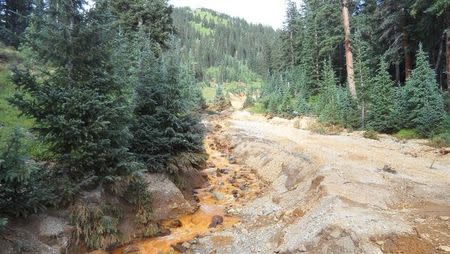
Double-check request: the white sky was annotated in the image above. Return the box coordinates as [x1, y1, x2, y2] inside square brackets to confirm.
[169, 0, 289, 29]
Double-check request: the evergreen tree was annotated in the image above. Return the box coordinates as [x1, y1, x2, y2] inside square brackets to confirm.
[281, 0, 301, 68]
[400, 45, 446, 136]
[0, 128, 56, 218]
[367, 59, 396, 132]
[0, 0, 33, 47]
[10, 0, 141, 191]
[353, 31, 375, 127]
[213, 82, 226, 106]
[131, 36, 205, 174]
[316, 60, 343, 124]
[111, 0, 174, 48]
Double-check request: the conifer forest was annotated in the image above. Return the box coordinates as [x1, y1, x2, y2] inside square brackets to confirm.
[0, 0, 449, 253]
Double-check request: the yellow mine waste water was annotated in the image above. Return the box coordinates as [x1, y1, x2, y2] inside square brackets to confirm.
[111, 130, 261, 254]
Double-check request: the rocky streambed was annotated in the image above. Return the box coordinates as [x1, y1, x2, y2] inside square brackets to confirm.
[110, 112, 267, 254]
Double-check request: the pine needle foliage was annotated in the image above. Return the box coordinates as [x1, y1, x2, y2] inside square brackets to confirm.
[10, 0, 143, 189]
[131, 36, 205, 174]
[0, 128, 56, 218]
[397, 45, 445, 136]
[316, 61, 343, 125]
[367, 59, 396, 132]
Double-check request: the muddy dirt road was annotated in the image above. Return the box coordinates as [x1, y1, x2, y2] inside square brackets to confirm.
[191, 109, 450, 254]
[114, 107, 450, 254]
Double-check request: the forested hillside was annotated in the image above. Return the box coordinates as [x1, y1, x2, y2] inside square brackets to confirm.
[172, 7, 279, 84]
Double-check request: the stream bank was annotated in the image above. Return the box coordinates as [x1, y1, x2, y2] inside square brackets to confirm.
[110, 111, 266, 254]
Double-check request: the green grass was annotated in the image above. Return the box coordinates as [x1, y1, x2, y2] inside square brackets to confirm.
[0, 46, 50, 159]
[189, 21, 214, 36]
[201, 86, 216, 103]
[0, 43, 20, 68]
[194, 9, 229, 27]
[394, 129, 420, 140]
[225, 80, 262, 93]
[248, 102, 266, 114]
[0, 69, 34, 140]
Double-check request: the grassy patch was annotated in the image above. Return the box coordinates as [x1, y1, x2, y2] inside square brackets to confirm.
[248, 102, 266, 114]
[189, 21, 214, 36]
[394, 129, 420, 140]
[201, 86, 216, 103]
[0, 43, 20, 68]
[428, 133, 450, 148]
[309, 122, 344, 135]
[225, 80, 262, 94]
[0, 69, 34, 141]
[363, 130, 379, 140]
[0, 46, 49, 159]
[194, 9, 229, 27]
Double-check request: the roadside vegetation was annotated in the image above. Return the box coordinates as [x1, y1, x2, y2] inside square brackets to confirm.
[256, 0, 450, 147]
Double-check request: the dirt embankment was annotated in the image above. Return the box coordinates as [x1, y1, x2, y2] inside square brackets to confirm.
[192, 110, 450, 254]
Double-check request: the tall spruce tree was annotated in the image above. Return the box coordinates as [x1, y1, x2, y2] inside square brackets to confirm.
[400, 45, 446, 136]
[10, 0, 141, 191]
[367, 59, 396, 132]
[281, 0, 301, 68]
[130, 35, 205, 174]
[0, 0, 33, 47]
[111, 0, 174, 48]
[317, 60, 343, 124]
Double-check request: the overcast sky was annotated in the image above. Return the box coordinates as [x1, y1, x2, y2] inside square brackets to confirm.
[169, 0, 289, 29]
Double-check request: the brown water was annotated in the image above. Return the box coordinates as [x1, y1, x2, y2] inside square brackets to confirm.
[111, 125, 263, 254]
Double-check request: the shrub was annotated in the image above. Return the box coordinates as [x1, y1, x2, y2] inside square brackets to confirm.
[123, 178, 153, 226]
[211, 83, 230, 110]
[394, 129, 420, 140]
[429, 133, 450, 148]
[309, 122, 344, 135]
[429, 115, 450, 148]
[0, 129, 57, 218]
[363, 130, 379, 140]
[70, 203, 123, 250]
[243, 92, 255, 108]
[248, 102, 266, 114]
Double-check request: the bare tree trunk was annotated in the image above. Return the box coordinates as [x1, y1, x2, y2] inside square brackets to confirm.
[395, 62, 400, 84]
[435, 32, 444, 90]
[447, 25, 450, 111]
[435, 32, 444, 71]
[341, 0, 357, 98]
[403, 30, 412, 80]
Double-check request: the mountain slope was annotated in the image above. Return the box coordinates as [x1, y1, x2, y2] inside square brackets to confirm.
[172, 7, 280, 84]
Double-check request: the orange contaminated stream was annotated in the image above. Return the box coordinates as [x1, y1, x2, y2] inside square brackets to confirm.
[110, 128, 262, 254]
